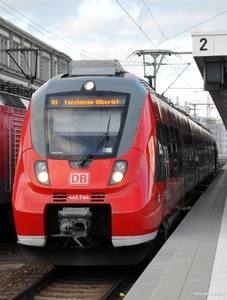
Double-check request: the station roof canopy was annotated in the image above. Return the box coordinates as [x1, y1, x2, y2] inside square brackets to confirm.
[192, 31, 227, 129]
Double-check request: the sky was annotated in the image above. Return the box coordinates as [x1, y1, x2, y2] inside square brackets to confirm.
[0, 0, 226, 117]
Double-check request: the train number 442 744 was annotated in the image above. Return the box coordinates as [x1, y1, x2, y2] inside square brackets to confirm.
[68, 194, 90, 200]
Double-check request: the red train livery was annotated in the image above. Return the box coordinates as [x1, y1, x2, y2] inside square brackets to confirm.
[12, 63, 217, 265]
[0, 80, 32, 224]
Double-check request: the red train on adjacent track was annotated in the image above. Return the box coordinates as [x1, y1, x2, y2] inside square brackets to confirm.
[12, 62, 217, 265]
[0, 79, 32, 224]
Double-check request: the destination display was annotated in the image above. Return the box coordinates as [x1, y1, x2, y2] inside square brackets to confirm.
[48, 94, 126, 108]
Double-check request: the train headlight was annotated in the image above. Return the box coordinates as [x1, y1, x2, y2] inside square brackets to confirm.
[84, 80, 95, 90]
[109, 160, 127, 185]
[35, 161, 50, 185]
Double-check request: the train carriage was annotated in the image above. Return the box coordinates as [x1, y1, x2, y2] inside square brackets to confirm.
[0, 80, 32, 224]
[12, 62, 217, 265]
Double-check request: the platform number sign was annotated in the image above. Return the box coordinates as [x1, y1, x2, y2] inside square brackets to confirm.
[193, 33, 227, 57]
[192, 35, 213, 56]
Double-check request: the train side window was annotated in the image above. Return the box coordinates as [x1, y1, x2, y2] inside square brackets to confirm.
[171, 127, 178, 175]
[194, 137, 200, 169]
[183, 132, 194, 180]
[0, 93, 26, 109]
[198, 139, 204, 171]
[164, 124, 174, 177]
[156, 121, 166, 182]
[172, 127, 184, 175]
[175, 128, 183, 173]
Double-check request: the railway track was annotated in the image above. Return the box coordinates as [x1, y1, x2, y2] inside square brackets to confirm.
[0, 225, 155, 300]
[2, 166, 225, 300]
[5, 263, 147, 300]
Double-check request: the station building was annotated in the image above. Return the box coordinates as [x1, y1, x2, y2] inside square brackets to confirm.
[0, 16, 72, 89]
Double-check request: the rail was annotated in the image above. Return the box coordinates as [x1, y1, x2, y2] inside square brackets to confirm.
[5, 264, 148, 300]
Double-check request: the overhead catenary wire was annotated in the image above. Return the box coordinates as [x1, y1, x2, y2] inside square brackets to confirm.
[155, 9, 227, 45]
[115, 0, 159, 51]
[0, 0, 108, 60]
[115, 0, 226, 98]
[115, 0, 192, 91]
[141, 0, 178, 55]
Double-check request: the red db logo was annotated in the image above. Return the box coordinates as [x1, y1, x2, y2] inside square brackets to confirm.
[69, 172, 90, 185]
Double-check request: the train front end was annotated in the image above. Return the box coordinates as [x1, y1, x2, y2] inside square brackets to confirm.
[12, 68, 161, 265]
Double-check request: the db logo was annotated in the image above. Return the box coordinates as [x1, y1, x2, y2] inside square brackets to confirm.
[69, 172, 90, 185]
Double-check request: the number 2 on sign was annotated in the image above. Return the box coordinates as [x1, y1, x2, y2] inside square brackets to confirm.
[200, 38, 208, 51]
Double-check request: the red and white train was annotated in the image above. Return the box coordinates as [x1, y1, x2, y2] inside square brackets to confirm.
[12, 62, 217, 265]
[0, 80, 32, 224]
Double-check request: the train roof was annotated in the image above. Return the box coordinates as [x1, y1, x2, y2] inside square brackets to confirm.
[70, 59, 126, 75]
[69, 59, 158, 95]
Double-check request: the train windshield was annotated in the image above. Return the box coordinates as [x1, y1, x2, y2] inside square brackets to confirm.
[45, 92, 128, 159]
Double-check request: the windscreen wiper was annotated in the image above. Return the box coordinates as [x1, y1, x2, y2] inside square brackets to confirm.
[78, 116, 111, 168]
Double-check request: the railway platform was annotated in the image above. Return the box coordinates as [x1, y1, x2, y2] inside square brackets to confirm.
[125, 164, 227, 300]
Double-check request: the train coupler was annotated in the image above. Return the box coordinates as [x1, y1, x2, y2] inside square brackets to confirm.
[57, 207, 92, 247]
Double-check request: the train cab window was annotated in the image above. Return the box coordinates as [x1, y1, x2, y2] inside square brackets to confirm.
[45, 92, 128, 159]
